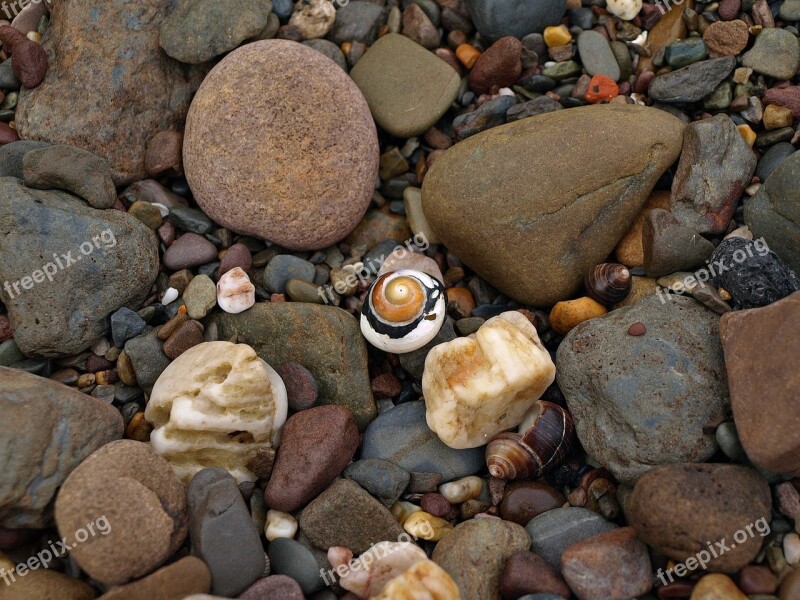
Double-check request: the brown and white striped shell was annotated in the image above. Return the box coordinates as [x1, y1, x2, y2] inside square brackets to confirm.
[585, 263, 632, 306]
[485, 401, 575, 480]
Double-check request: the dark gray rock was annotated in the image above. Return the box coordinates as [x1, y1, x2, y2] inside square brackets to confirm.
[648, 57, 736, 103]
[188, 468, 265, 597]
[556, 295, 730, 485]
[0, 140, 50, 178]
[167, 205, 213, 234]
[160, 0, 273, 64]
[343, 458, 410, 507]
[742, 27, 800, 80]
[328, 1, 385, 45]
[506, 95, 563, 122]
[710, 237, 800, 309]
[454, 95, 517, 140]
[0, 179, 159, 358]
[124, 329, 171, 394]
[267, 537, 324, 595]
[22, 144, 117, 209]
[0, 58, 20, 90]
[111, 307, 147, 347]
[745, 149, 800, 275]
[643, 208, 715, 278]
[525, 508, 616, 572]
[0, 367, 123, 528]
[299, 478, 404, 555]
[264, 254, 317, 294]
[303, 38, 347, 70]
[466, 0, 567, 41]
[361, 400, 485, 482]
[670, 114, 756, 234]
[755, 142, 795, 182]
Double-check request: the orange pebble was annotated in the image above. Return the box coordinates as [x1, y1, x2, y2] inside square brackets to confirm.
[456, 43, 481, 69]
[178, 304, 187, 314]
[584, 74, 620, 104]
[445, 287, 476, 318]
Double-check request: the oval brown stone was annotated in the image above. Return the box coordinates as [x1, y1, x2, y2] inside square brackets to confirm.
[184, 40, 379, 251]
[499, 481, 565, 526]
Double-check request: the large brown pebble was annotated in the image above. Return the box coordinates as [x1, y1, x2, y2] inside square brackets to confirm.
[54, 440, 188, 585]
[183, 40, 378, 251]
[163, 233, 218, 270]
[0, 25, 47, 88]
[217, 242, 252, 277]
[276, 362, 319, 411]
[163, 320, 204, 359]
[469, 36, 522, 94]
[264, 405, 359, 512]
[561, 527, 652, 600]
[498, 481, 565, 526]
[626, 463, 771, 572]
[98, 556, 211, 600]
[239, 575, 304, 600]
[144, 130, 183, 177]
[500, 550, 571, 599]
[720, 292, 800, 476]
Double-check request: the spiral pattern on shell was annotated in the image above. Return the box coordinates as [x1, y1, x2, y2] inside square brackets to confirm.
[585, 263, 632, 306]
[360, 269, 446, 353]
[485, 401, 575, 480]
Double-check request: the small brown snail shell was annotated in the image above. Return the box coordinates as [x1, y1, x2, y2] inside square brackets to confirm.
[485, 401, 575, 480]
[585, 262, 632, 306]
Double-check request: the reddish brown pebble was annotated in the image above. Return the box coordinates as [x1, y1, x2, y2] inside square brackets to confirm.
[738, 565, 777, 595]
[0, 25, 47, 88]
[276, 362, 319, 411]
[498, 481, 566, 526]
[239, 575, 304, 600]
[125, 412, 153, 441]
[718, 0, 741, 20]
[0, 122, 19, 145]
[371, 372, 402, 398]
[656, 581, 695, 599]
[424, 126, 453, 150]
[144, 130, 183, 177]
[780, 566, 800, 600]
[435, 47, 462, 73]
[628, 322, 646, 336]
[218, 242, 252, 277]
[162, 320, 204, 359]
[764, 86, 800, 118]
[271, 293, 286, 302]
[0, 314, 12, 341]
[86, 353, 114, 373]
[489, 476, 507, 505]
[157, 220, 176, 246]
[0, 526, 36, 551]
[469, 36, 523, 95]
[50, 368, 80, 386]
[634, 69, 655, 94]
[421, 493, 452, 518]
[500, 551, 571, 599]
[163, 233, 218, 270]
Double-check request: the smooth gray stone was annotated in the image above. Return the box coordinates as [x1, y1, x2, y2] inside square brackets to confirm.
[648, 56, 736, 103]
[267, 537, 324, 595]
[466, 0, 567, 41]
[525, 507, 616, 571]
[577, 30, 621, 80]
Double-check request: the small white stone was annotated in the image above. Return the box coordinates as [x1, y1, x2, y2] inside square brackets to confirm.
[265, 509, 298, 541]
[216, 267, 255, 314]
[161, 286, 179, 305]
[390, 501, 422, 525]
[785, 533, 800, 566]
[438, 476, 483, 504]
[632, 30, 648, 46]
[725, 225, 753, 240]
[607, 0, 643, 20]
[151, 202, 170, 217]
[289, 0, 336, 39]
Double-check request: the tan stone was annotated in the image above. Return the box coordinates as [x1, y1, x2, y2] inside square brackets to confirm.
[614, 276, 658, 308]
[0, 568, 96, 600]
[373, 560, 460, 600]
[763, 104, 794, 130]
[690, 574, 748, 600]
[614, 190, 671, 267]
[549, 297, 608, 336]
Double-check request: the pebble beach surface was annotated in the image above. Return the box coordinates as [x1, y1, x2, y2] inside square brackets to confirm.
[0, 0, 799, 599]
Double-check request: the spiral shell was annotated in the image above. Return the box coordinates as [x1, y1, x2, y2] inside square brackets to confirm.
[360, 269, 446, 353]
[585, 263, 632, 306]
[485, 401, 575, 480]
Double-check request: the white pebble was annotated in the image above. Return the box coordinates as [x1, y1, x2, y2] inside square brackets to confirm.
[265, 509, 298, 541]
[438, 476, 483, 504]
[606, 0, 643, 20]
[161, 287, 179, 305]
[632, 30, 648, 46]
[216, 267, 255, 314]
[785, 533, 800, 566]
[151, 202, 170, 217]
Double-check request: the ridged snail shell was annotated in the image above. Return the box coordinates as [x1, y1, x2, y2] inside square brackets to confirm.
[485, 401, 575, 480]
[360, 269, 446, 353]
[585, 263, 632, 306]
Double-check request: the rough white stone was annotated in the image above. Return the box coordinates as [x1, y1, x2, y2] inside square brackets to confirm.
[216, 267, 255, 314]
[422, 311, 556, 449]
[331, 541, 428, 598]
[265, 509, 298, 541]
[145, 341, 287, 483]
[607, 0, 643, 20]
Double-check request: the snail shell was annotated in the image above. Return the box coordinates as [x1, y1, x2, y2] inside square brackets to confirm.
[360, 269, 446, 353]
[585, 263, 632, 306]
[485, 401, 575, 480]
